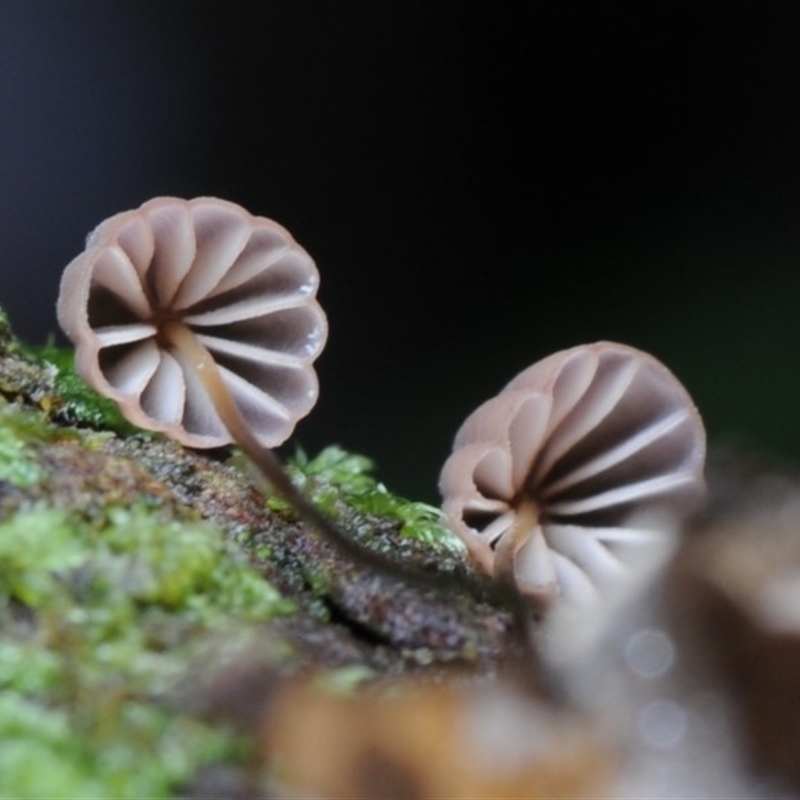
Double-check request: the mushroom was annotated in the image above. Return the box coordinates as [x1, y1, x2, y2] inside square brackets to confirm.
[57, 195, 333, 531]
[57, 196, 326, 450]
[439, 342, 706, 611]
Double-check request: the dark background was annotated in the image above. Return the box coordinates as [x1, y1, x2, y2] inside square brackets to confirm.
[2, 1, 800, 502]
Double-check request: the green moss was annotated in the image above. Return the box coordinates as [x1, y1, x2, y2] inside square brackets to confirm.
[0, 399, 46, 487]
[0, 392, 67, 439]
[99, 508, 292, 620]
[0, 692, 236, 799]
[0, 505, 293, 798]
[273, 445, 463, 551]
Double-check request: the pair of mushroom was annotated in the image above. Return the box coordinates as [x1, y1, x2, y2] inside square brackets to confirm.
[57, 197, 706, 611]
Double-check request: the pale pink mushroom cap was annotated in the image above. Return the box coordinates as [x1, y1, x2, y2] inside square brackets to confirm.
[439, 342, 706, 609]
[57, 196, 328, 448]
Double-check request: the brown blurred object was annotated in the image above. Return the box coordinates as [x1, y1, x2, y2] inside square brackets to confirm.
[259, 678, 615, 799]
[678, 488, 800, 791]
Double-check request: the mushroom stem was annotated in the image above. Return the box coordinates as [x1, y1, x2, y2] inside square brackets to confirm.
[160, 321, 285, 484]
[161, 323, 335, 537]
[160, 321, 413, 570]
[494, 500, 558, 610]
[494, 499, 540, 582]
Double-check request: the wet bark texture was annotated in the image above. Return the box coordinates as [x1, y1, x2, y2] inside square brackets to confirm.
[0, 311, 521, 678]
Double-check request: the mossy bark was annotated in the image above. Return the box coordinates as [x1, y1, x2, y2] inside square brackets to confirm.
[0, 306, 524, 796]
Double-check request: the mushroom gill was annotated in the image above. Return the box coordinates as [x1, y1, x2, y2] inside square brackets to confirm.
[439, 342, 706, 610]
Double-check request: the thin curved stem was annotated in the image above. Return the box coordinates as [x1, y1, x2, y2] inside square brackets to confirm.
[162, 320, 370, 564]
[494, 499, 557, 610]
[162, 321, 543, 689]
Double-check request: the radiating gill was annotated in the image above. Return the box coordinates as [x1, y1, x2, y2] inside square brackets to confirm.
[541, 408, 688, 497]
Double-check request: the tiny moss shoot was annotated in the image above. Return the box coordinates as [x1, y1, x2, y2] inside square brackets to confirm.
[274, 445, 464, 552]
[0, 306, 20, 356]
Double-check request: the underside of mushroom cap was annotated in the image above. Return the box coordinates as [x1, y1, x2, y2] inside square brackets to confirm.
[57, 196, 328, 448]
[440, 342, 706, 609]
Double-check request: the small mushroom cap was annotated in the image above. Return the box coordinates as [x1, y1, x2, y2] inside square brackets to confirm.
[57, 196, 328, 448]
[440, 342, 706, 608]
